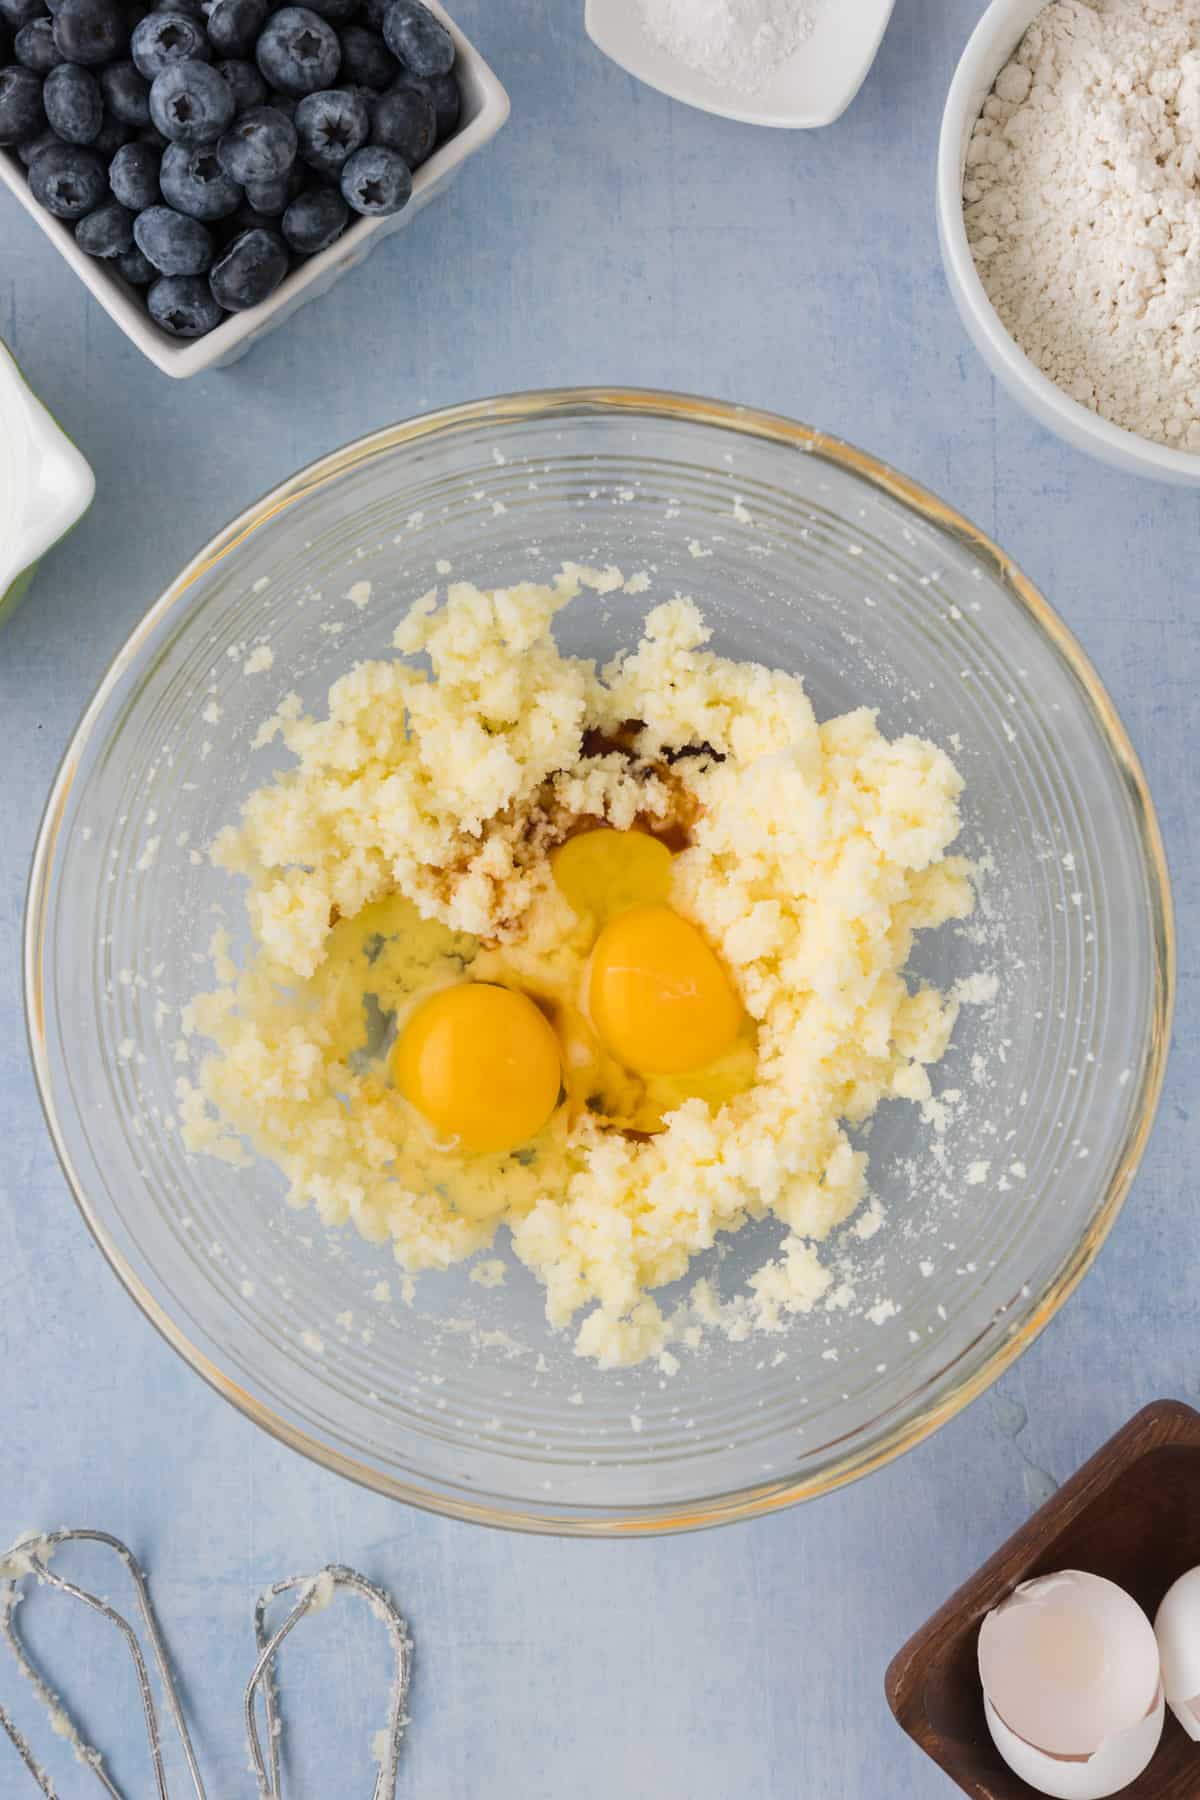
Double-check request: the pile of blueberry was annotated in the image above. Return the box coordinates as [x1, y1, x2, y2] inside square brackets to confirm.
[0, 0, 462, 338]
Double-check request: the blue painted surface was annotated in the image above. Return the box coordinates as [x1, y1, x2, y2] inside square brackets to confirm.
[1, 3, 1198, 1794]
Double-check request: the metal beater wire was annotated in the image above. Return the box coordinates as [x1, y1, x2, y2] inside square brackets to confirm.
[2, 1535, 411, 1798]
[245, 1565, 412, 1800]
[0, 1696, 58, 1798]
[0, 1530, 206, 1800]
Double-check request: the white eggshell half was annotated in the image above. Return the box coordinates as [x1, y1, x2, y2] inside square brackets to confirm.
[1154, 1565, 1200, 1742]
[978, 1570, 1161, 1756]
[984, 1689, 1164, 1800]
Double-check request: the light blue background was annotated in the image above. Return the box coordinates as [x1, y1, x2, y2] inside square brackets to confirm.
[2, 2, 1198, 1794]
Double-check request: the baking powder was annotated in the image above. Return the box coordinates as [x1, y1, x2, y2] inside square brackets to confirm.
[638, 0, 820, 93]
[965, 0, 1200, 450]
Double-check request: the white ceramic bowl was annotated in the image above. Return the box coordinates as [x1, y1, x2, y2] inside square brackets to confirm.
[937, 0, 1200, 487]
[0, 339, 94, 625]
[0, 1, 508, 380]
[585, 0, 895, 129]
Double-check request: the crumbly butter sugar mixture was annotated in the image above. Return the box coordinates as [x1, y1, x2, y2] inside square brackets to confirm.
[180, 566, 973, 1366]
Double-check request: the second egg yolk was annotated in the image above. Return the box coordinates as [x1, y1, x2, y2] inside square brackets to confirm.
[588, 903, 744, 1077]
[393, 983, 562, 1155]
[551, 827, 674, 921]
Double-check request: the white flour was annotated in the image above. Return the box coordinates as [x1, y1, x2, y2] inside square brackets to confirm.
[639, 0, 819, 92]
[964, 0, 1200, 450]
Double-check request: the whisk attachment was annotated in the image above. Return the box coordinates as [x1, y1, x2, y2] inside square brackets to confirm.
[1, 1533, 411, 1798]
[245, 1565, 412, 1800]
[0, 1529, 206, 1799]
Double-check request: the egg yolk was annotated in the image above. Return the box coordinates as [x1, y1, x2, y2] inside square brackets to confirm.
[393, 983, 562, 1155]
[551, 828, 674, 921]
[587, 903, 744, 1077]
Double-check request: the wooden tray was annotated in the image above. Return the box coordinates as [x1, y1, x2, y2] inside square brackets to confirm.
[885, 1400, 1200, 1798]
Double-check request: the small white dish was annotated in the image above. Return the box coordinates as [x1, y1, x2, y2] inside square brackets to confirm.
[937, 0, 1200, 487]
[0, 0, 509, 380]
[0, 340, 94, 625]
[585, 0, 895, 128]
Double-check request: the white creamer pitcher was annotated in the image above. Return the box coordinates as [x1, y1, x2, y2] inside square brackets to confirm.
[0, 341, 94, 627]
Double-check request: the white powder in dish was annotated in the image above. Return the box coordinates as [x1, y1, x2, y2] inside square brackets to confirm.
[639, 0, 820, 93]
[964, 0, 1200, 450]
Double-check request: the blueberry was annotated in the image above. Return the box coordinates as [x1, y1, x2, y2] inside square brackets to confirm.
[160, 139, 241, 217]
[108, 134, 161, 205]
[28, 140, 106, 215]
[215, 102, 295, 182]
[204, 0, 266, 57]
[369, 82, 431, 165]
[91, 107, 130, 152]
[223, 197, 273, 233]
[130, 10, 207, 78]
[214, 57, 265, 111]
[264, 86, 296, 118]
[15, 17, 63, 71]
[52, 0, 126, 65]
[381, 0, 451, 78]
[152, 0, 204, 17]
[0, 64, 44, 142]
[148, 271, 223, 334]
[358, 0, 386, 31]
[241, 161, 300, 212]
[133, 200, 212, 271]
[281, 180, 345, 253]
[150, 59, 234, 142]
[255, 7, 339, 98]
[43, 61, 101, 139]
[294, 84, 364, 174]
[335, 22, 393, 90]
[99, 58, 149, 124]
[75, 194, 134, 254]
[138, 121, 167, 146]
[296, 0, 356, 22]
[339, 141, 408, 215]
[403, 62, 455, 138]
[17, 123, 58, 163]
[208, 223, 286, 307]
[115, 242, 156, 282]
[0, 0, 47, 31]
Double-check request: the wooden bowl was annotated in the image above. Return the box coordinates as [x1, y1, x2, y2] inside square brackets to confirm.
[885, 1400, 1200, 1797]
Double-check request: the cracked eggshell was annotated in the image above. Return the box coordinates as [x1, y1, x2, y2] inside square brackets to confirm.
[1154, 1565, 1200, 1743]
[984, 1688, 1164, 1800]
[978, 1569, 1163, 1799]
[978, 1570, 1161, 1754]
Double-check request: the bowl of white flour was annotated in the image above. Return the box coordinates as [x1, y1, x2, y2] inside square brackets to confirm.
[938, 0, 1200, 485]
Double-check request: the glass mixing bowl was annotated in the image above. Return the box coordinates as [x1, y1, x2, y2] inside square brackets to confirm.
[25, 390, 1173, 1534]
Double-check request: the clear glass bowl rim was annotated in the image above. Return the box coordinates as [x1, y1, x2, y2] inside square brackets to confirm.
[23, 387, 1176, 1536]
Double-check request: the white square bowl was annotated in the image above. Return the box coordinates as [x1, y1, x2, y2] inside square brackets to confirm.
[585, 0, 895, 129]
[0, 0, 509, 378]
